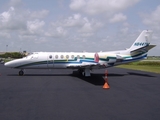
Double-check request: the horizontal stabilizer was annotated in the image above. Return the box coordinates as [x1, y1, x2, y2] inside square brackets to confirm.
[130, 45, 156, 54]
[146, 45, 156, 51]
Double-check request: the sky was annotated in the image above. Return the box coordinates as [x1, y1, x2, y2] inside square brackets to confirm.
[0, 0, 160, 55]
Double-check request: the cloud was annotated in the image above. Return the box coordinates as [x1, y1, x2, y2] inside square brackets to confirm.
[0, 0, 158, 55]
[69, 0, 86, 11]
[9, 0, 23, 7]
[70, 0, 140, 15]
[109, 13, 127, 23]
[141, 5, 160, 55]
[0, 4, 50, 52]
[0, 7, 27, 31]
[27, 19, 45, 34]
[49, 14, 103, 37]
[29, 10, 49, 19]
[0, 4, 49, 43]
[78, 19, 103, 36]
[0, 7, 14, 23]
[142, 5, 160, 31]
[63, 14, 85, 27]
[19, 34, 37, 41]
[45, 26, 67, 38]
[0, 32, 11, 39]
[34, 37, 48, 44]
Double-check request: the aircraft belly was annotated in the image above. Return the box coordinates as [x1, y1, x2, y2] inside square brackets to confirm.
[54, 64, 67, 69]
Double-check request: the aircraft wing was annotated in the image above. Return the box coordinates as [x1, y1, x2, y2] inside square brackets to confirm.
[67, 63, 107, 69]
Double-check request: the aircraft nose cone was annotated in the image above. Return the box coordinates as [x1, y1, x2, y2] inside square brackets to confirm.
[4, 59, 23, 68]
[4, 61, 16, 68]
[4, 62, 11, 67]
[4, 62, 8, 66]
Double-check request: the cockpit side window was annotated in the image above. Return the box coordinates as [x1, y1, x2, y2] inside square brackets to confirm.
[25, 53, 33, 59]
[26, 53, 38, 59]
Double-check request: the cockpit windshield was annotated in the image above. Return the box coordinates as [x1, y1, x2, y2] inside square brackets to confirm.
[24, 52, 38, 59]
[27, 53, 33, 57]
[23, 53, 34, 59]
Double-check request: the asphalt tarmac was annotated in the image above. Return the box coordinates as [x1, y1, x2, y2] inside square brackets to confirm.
[0, 64, 160, 120]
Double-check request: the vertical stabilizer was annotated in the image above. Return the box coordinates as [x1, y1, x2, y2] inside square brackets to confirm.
[129, 30, 152, 51]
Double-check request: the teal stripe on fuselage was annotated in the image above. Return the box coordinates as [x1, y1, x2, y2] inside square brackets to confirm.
[15, 58, 95, 68]
[122, 53, 147, 63]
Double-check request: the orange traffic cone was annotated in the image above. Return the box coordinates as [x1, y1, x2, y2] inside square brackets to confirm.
[103, 70, 110, 89]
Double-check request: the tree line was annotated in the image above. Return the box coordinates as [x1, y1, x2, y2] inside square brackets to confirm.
[0, 52, 26, 58]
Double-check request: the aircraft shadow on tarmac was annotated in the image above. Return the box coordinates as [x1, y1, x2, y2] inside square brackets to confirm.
[127, 72, 155, 77]
[7, 71, 127, 86]
[8, 74, 73, 76]
[7, 71, 155, 86]
[71, 71, 127, 85]
[72, 71, 155, 85]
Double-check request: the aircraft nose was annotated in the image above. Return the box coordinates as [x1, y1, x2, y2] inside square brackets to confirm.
[4, 59, 23, 68]
[4, 61, 16, 68]
[4, 62, 8, 66]
[4, 62, 11, 67]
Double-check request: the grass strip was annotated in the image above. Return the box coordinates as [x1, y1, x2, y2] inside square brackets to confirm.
[117, 61, 160, 74]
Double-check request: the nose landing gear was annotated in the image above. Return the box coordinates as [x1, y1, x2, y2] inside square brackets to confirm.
[19, 70, 24, 76]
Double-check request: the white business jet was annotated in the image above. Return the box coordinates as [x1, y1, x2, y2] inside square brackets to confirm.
[5, 30, 155, 76]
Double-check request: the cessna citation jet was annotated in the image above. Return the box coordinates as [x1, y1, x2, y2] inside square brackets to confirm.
[5, 30, 155, 76]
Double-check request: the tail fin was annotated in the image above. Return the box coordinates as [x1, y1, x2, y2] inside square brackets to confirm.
[129, 30, 152, 51]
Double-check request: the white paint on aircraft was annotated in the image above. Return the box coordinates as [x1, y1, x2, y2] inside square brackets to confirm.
[4, 30, 155, 76]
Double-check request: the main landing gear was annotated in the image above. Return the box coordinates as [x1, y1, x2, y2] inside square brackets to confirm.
[19, 70, 24, 76]
[78, 69, 91, 77]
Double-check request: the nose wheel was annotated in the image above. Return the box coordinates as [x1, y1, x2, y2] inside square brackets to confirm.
[19, 70, 24, 76]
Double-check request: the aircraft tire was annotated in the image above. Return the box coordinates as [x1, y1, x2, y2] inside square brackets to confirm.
[83, 72, 85, 76]
[78, 69, 84, 76]
[19, 70, 24, 76]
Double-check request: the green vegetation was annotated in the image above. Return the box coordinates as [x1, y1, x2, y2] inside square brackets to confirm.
[147, 56, 160, 60]
[125, 61, 160, 66]
[0, 52, 27, 63]
[0, 52, 25, 59]
[117, 61, 160, 74]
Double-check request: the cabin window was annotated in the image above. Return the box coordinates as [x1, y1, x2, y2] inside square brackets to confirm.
[71, 55, 74, 59]
[49, 55, 52, 59]
[66, 55, 69, 59]
[61, 55, 63, 59]
[55, 55, 58, 59]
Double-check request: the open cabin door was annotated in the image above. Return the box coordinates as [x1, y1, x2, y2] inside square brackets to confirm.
[47, 54, 54, 68]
